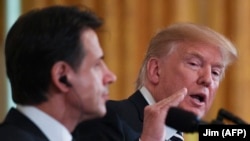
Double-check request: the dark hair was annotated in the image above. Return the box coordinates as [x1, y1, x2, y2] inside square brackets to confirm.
[5, 5, 103, 105]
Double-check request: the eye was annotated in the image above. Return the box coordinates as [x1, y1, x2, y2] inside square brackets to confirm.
[94, 61, 102, 67]
[187, 60, 201, 69]
[94, 60, 106, 69]
[184, 56, 202, 70]
[188, 61, 199, 66]
[212, 71, 219, 76]
[211, 68, 223, 79]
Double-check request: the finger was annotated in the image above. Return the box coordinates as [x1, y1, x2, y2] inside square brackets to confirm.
[156, 87, 187, 108]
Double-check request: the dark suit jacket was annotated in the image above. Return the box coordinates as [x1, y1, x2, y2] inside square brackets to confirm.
[73, 90, 148, 141]
[0, 108, 49, 141]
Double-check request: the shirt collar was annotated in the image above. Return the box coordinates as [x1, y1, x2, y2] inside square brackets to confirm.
[139, 86, 178, 140]
[17, 105, 72, 141]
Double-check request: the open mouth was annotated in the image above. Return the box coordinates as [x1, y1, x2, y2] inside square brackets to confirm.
[190, 94, 205, 103]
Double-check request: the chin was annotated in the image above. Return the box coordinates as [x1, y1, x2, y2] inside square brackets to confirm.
[99, 111, 106, 118]
[180, 107, 203, 117]
[190, 109, 204, 118]
[85, 107, 106, 120]
[97, 107, 107, 117]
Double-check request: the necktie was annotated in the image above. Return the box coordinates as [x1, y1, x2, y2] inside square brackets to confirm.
[167, 131, 184, 141]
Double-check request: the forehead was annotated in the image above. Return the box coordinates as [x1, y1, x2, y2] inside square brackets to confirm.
[175, 42, 224, 65]
[80, 29, 103, 57]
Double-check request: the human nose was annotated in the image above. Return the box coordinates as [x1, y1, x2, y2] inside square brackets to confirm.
[197, 67, 212, 87]
[104, 67, 117, 85]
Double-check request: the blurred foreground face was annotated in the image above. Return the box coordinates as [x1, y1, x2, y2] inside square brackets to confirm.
[156, 42, 224, 118]
[67, 29, 116, 121]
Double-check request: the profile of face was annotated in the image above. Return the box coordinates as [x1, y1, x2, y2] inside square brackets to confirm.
[155, 42, 224, 118]
[67, 29, 116, 121]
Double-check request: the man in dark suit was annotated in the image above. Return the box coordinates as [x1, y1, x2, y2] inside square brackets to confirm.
[0, 5, 116, 140]
[73, 23, 238, 141]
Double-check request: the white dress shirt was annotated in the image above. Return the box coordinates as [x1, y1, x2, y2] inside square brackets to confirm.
[17, 105, 72, 141]
[140, 86, 178, 140]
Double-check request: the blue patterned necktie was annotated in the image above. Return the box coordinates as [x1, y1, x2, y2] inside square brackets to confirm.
[167, 131, 184, 141]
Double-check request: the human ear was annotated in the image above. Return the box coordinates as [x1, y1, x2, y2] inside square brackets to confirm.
[146, 58, 160, 84]
[51, 61, 72, 92]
